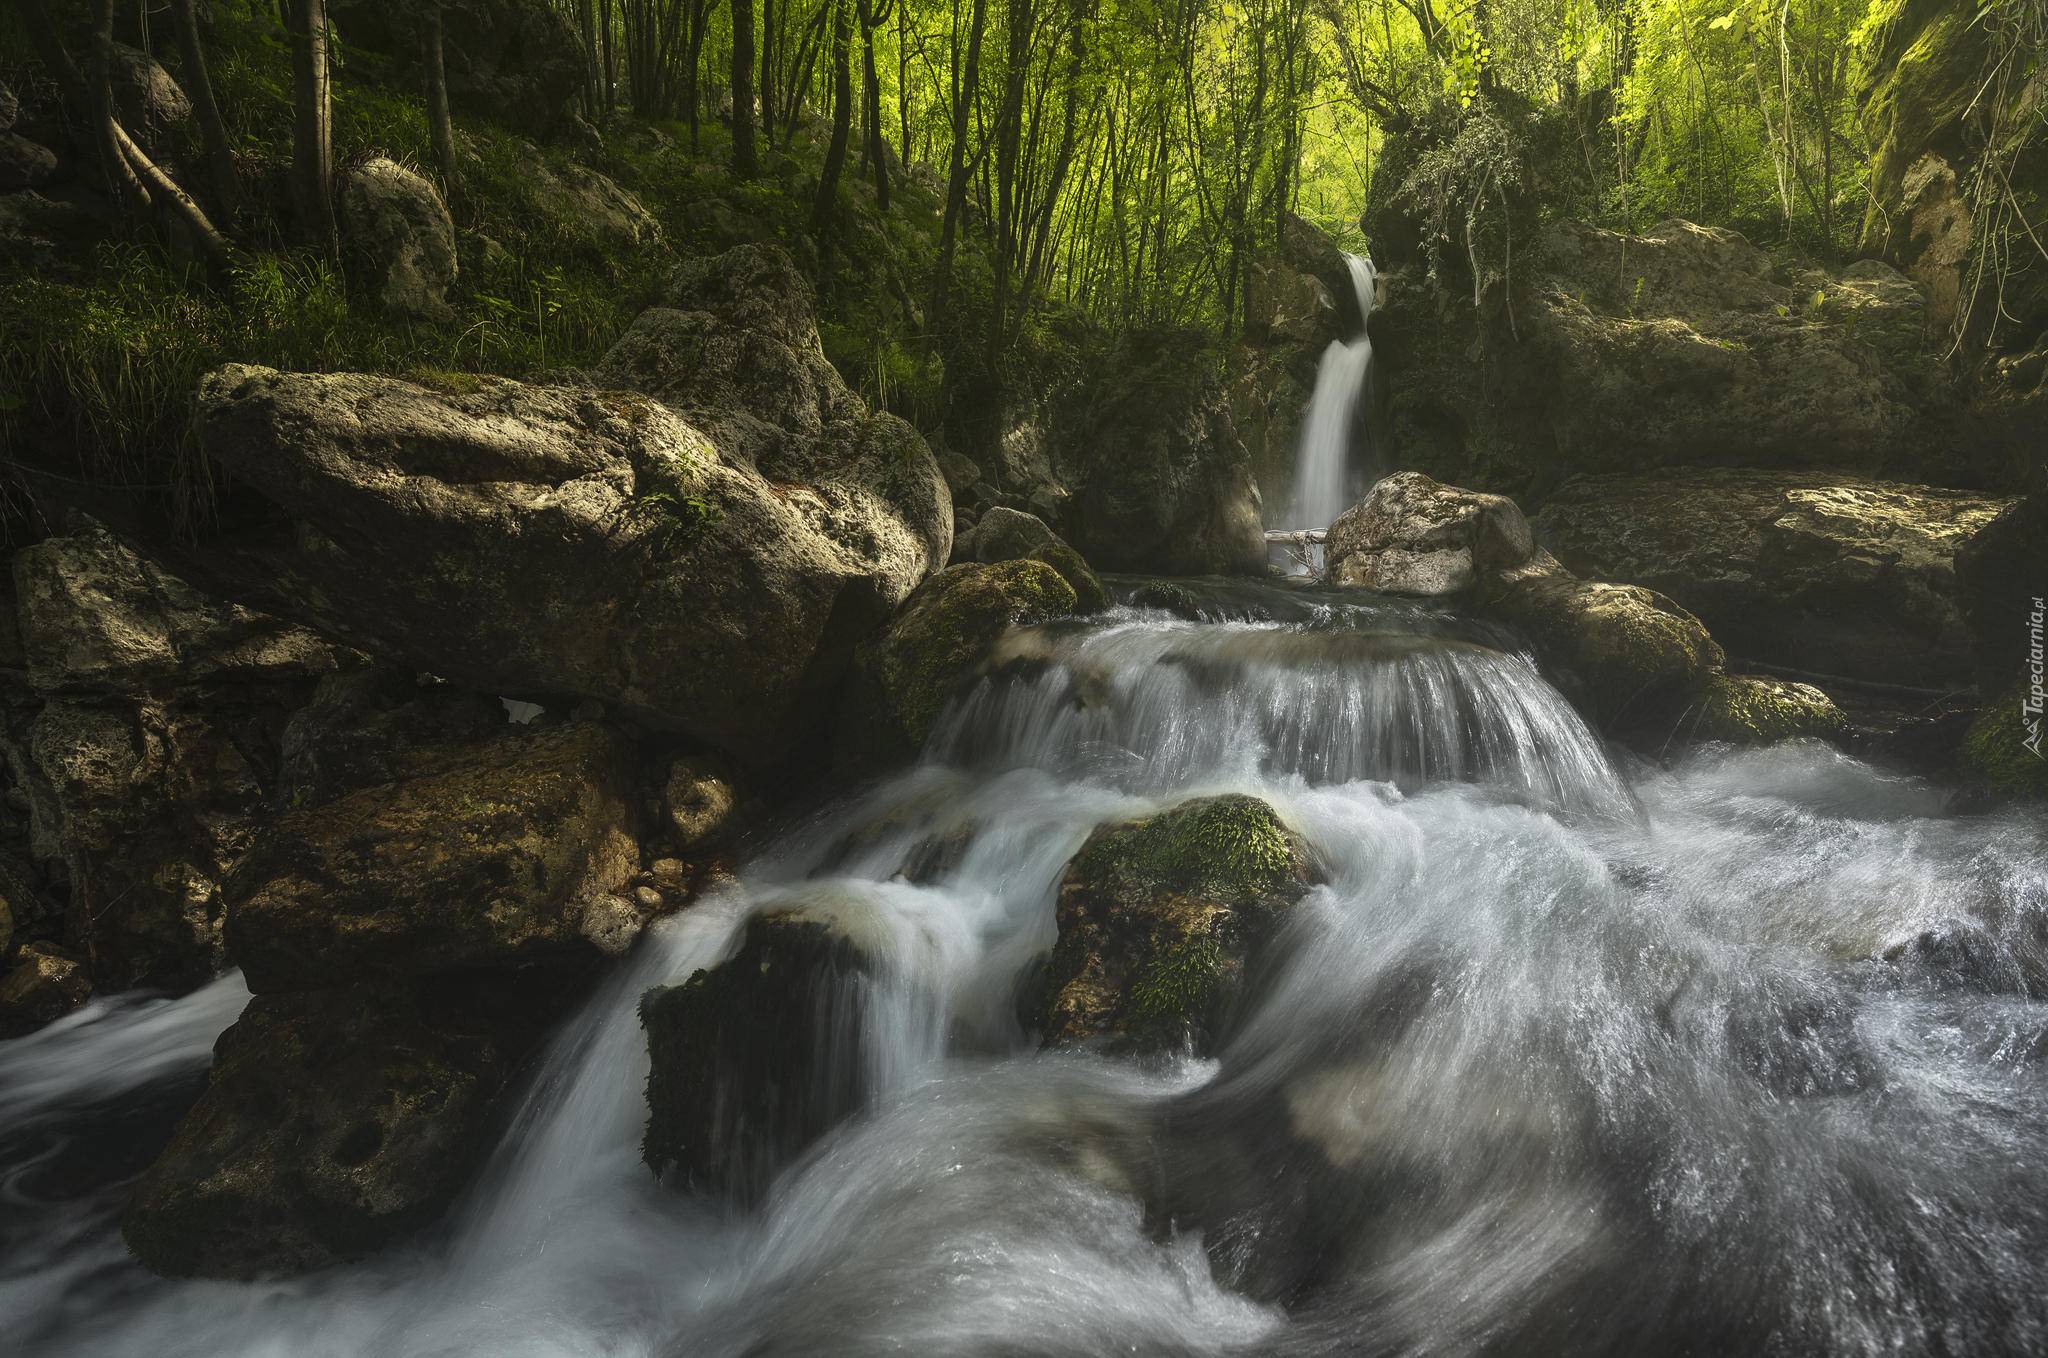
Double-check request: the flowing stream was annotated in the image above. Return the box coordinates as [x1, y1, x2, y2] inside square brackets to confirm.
[1286, 255, 1378, 560]
[5, 581, 2047, 1356]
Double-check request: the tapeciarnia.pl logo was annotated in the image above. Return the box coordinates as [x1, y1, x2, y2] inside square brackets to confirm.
[2027, 596, 2046, 761]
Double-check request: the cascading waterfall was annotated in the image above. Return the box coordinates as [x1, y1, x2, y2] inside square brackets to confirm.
[1285, 253, 1378, 570]
[5, 582, 2047, 1357]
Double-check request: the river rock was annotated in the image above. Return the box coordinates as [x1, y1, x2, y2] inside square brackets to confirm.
[124, 967, 589, 1278]
[1040, 795, 1315, 1053]
[641, 905, 879, 1201]
[1673, 674, 1846, 746]
[223, 718, 640, 992]
[665, 751, 740, 851]
[1533, 470, 2013, 688]
[968, 506, 1059, 563]
[1954, 494, 2048, 696]
[155, 245, 947, 769]
[0, 940, 90, 1022]
[342, 158, 459, 322]
[837, 559, 1078, 767]
[1324, 471, 1534, 595]
[1, 522, 356, 992]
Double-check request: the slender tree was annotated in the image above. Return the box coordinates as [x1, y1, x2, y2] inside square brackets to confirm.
[928, 0, 989, 333]
[811, 0, 854, 250]
[89, 0, 151, 220]
[170, 0, 243, 222]
[733, 0, 761, 176]
[420, 1, 463, 218]
[287, 0, 341, 267]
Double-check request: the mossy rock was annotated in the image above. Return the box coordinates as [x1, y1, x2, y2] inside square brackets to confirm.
[1040, 795, 1315, 1053]
[1133, 580, 1202, 619]
[1027, 540, 1109, 614]
[1959, 688, 2048, 799]
[838, 559, 1079, 765]
[640, 907, 874, 1201]
[1483, 573, 1724, 733]
[1673, 674, 1847, 745]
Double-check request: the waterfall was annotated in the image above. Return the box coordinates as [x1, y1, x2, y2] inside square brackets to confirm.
[5, 583, 2047, 1357]
[1286, 253, 1377, 561]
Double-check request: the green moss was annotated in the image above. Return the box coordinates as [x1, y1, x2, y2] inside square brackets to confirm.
[1027, 541, 1109, 614]
[1127, 928, 1225, 1038]
[1080, 795, 1296, 901]
[886, 560, 1077, 744]
[1133, 580, 1201, 618]
[1679, 674, 1846, 745]
[1960, 689, 2048, 797]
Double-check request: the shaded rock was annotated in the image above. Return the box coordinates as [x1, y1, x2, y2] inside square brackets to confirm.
[1671, 674, 1846, 746]
[1955, 494, 2048, 696]
[154, 253, 948, 768]
[108, 43, 190, 154]
[1027, 540, 1108, 615]
[936, 448, 982, 496]
[838, 560, 1077, 765]
[513, 141, 660, 248]
[971, 506, 1058, 563]
[1324, 471, 1533, 595]
[124, 967, 590, 1278]
[342, 158, 458, 322]
[0, 940, 89, 1022]
[0, 80, 17, 133]
[679, 197, 775, 251]
[1040, 795, 1314, 1052]
[1132, 580, 1202, 619]
[641, 905, 879, 1201]
[274, 668, 511, 810]
[665, 751, 740, 851]
[1959, 687, 2048, 800]
[1533, 469, 2012, 687]
[1481, 572, 1724, 733]
[223, 720, 640, 992]
[0, 133, 57, 192]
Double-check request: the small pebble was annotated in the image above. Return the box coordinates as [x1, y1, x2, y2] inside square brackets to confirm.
[650, 858, 688, 876]
[634, 886, 663, 908]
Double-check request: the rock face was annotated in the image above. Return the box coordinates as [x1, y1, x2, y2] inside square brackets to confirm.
[1533, 470, 2013, 687]
[837, 559, 1078, 766]
[124, 967, 590, 1278]
[0, 940, 89, 1022]
[1041, 795, 1314, 1052]
[149, 245, 947, 769]
[343, 158, 459, 322]
[641, 906, 878, 1201]
[0, 521, 356, 991]
[224, 718, 640, 993]
[1324, 471, 1534, 595]
[1366, 216, 2000, 491]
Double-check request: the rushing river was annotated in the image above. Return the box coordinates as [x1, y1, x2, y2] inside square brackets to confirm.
[4, 582, 2045, 1356]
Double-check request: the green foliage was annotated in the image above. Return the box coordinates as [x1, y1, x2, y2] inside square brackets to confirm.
[1127, 929, 1226, 1033]
[1961, 690, 2048, 797]
[1077, 794, 1296, 901]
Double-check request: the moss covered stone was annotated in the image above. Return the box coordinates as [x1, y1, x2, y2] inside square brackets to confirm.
[1960, 688, 2048, 799]
[1028, 540, 1110, 614]
[840, 559, 1079, 765]
[1675, 674, 1847, 745]
[1483, 573, 1724, 732]
[1041, 794, 1314, 1053]
[1133, 580, 1202, 619]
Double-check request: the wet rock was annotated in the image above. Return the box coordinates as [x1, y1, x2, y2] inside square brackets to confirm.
[0, 133, 56, 192]
[1132, 580, 1202, 619]
[223, 720, 641, 992]
[640, 905, 879, 1200]
[837, 560, 1077, 765]
[1482, 572, 1724, 733]
[1670, 674, 1845, 746]
[1040, 795, 1315, 1052]
[0, 940, 90, 1022]
[342, 158, 459, 322]
[151, 248, 947, 769]
[1885, 922, 2040, 998]
[1324, 470, 1533, 596]
[124, 966, 590, 1278]
[665, 751, 740, 851]
[1534, 469, 2011, 687]
[1026, 540, 1108, 615]
[1958, 688, 2048, 800]
[1955, 493, 2048, 696]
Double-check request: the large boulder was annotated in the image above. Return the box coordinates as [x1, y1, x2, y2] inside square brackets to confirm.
[108, 43, 190, 155]
[0, 133, 56, 192]
[223, 718, 640, 992]
[342, 158, 458, 322]
[1533, 470, 2013, 688]
[836, 559, 1078, 767]
[1324, 470, 1533, 594]
[1040, 795, 1316, 1053]
[512, 140, 661, 250]
[124, 967, 589, 1278]
[641, 905, 881, 1201]
[0, 522, 355, 991]
[136, 246, 947, 769]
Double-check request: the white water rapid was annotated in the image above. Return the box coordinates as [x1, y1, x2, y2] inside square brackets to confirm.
[6, 579, 2047, 1356]
[1286, 254, 1378, 558]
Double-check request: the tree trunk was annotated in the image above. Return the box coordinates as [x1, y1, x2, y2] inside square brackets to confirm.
[810, 0, 853, 252]
[420, 1, 463, 220]
[90, 0, 151, 220]
[170, 0, 242, 221]
[858, 0, 890, 209]
[928, 0, 988, 339]
[287, 0, 340, 267]
[732, 0, 759, 177]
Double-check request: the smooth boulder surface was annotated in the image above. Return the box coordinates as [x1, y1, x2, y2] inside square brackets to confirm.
[224, 718, 640, 992]
[1534, 469, 2012, 687]
[1040, 795, 1315, 1053]
[1674, 674, 1847, 746]
[343, 158, 459, 321]
[162, 246, 947, 768]
[641, 906, 880, 1202]
[1324, 471, 1534, 595]
[124, 968, 589, 1278]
